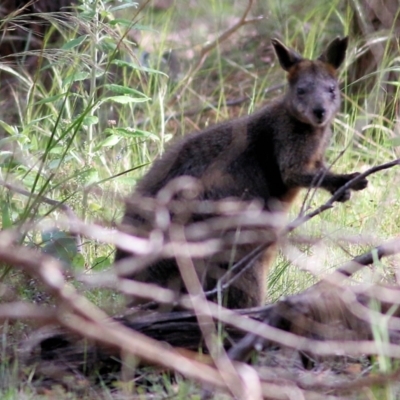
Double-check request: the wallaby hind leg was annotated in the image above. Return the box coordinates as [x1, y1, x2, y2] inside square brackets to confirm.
[222, 244, 277, 308]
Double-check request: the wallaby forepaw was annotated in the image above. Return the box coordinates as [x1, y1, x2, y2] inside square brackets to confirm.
[346, 172, 368, 191]
[336, 189, 351, 202]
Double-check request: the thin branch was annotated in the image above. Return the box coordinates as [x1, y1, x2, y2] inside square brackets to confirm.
[6, 237, 400, 394]
[176, 0, 262, 94]
[0, 178, 82, 251]
[228, 235, 400, 362]
[287, 158, 400, 232]
[171, 224, 257, 400]
[0, 241, 244, 394]
[114, 271, 400, 360]
[0, 302, 57, 324]
[335, 236, 400, 278]
[135, 84, 284, 128]
[0, 178, 75, 217]
[199, 0, 259, 58]
[210, 158, 400, 297]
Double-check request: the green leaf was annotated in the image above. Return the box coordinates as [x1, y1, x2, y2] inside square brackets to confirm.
[72, 253, 85, 271]
[81, 168, 99, 186]
[0, 121, 18, 136]
[109, 20, 156, 32]
[83, 115, 99, 126]
[110, 2, 138, 12]
[105, 127, 159, 141]
[130, 23, 158, 32]
[89, 202, 102, 212]
[95, 135, 121, 150]
[108, 18, 135, 27]
[41, 229, 78, 266]
[1, 202, 12, 229]
[63, 71, 91, 86]
[103, 84, 149, 99]
[75, 8, 95, 21]
[389, 137, 400, 147]
[101, 95, 149, 104]
[116, 176, 139, 185]
[112, 59, 167, 76]
[92, 256, 112, 271]
[62, 35, 88, 50]
[35, 93, 68, 105]
[48, 159, 63, 170]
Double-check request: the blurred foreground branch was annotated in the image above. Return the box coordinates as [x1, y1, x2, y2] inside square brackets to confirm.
[0, 159, 399, 397]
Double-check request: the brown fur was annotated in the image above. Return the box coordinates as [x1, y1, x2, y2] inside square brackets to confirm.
[115, 37, 368, 309]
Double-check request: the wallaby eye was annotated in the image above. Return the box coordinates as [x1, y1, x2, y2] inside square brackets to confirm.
[328, 85, 335, 93]
[297, 87, 306, 96]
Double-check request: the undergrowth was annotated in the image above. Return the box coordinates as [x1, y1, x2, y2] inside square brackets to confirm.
[0, 0, 399, 398]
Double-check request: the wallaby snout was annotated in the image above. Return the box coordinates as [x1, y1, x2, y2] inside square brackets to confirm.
[313, 107, 326, 122]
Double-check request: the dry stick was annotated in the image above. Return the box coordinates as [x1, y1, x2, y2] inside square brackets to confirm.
[336, 236, 400, 278]
[0, 282, 344, 399]
[117, 256, 400, 360]
[227, 238, 400, 362]
[0, 243, 237, 392]
[63, 161, 400, 317]
[137, 84, 285, 128]
[212, 158, 400, 299]
[171, 225, 261, 400]
[113, 279, 400, 366]
[258, 382, 342, 400]
[292, 360, 400, 393]
[0, 302, 57, 324]
[156, 281, 400, 360]
[224, 237, 400, 362]
[227, 159, 400, 361]
[0, 178, 83, 251]
[12, 216, 397, 368]
[176, 0, 262, 94]
[3, 162, 397, 382]
[287, 157, 400, 232]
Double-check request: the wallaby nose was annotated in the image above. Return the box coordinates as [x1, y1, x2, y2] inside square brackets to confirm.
[313, 107, 325, 121]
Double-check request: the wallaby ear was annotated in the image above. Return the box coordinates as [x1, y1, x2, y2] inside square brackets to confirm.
[271, 38, 303, 71]
[318, 36, 348, 69]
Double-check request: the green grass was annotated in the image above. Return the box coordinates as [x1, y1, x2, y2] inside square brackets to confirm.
[0, 0, 400, 398]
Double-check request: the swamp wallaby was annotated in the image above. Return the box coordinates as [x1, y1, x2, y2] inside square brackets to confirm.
[115, 37, 368, 309]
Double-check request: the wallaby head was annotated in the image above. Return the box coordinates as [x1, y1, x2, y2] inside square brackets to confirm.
[271, 37, 348, 127]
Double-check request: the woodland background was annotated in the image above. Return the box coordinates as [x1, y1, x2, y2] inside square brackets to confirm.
[0, 0, 399, 399]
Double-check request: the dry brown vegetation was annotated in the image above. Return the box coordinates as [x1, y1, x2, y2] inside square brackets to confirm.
[0, 0, 400, 399]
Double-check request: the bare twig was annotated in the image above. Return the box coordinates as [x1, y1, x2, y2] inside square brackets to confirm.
[287, 158, 400, 232]
[136, 83, 285, 128]
[114, 272, 400, 360]
[228, 235, 400, 362]
[0, 302, 57, 324]
[0, 178, 82, 251]
[171, 224, 260, 400]
[199, 0, 257, 57]
[176, 0, 262, 94]
[0, 178, 76, 219]
[0, 241, 248, 394]
[335, 236, 400, 278]
[212, 158, 400, 296]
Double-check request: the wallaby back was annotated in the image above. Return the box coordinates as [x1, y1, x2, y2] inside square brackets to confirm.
[115, 37, 368, 309]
